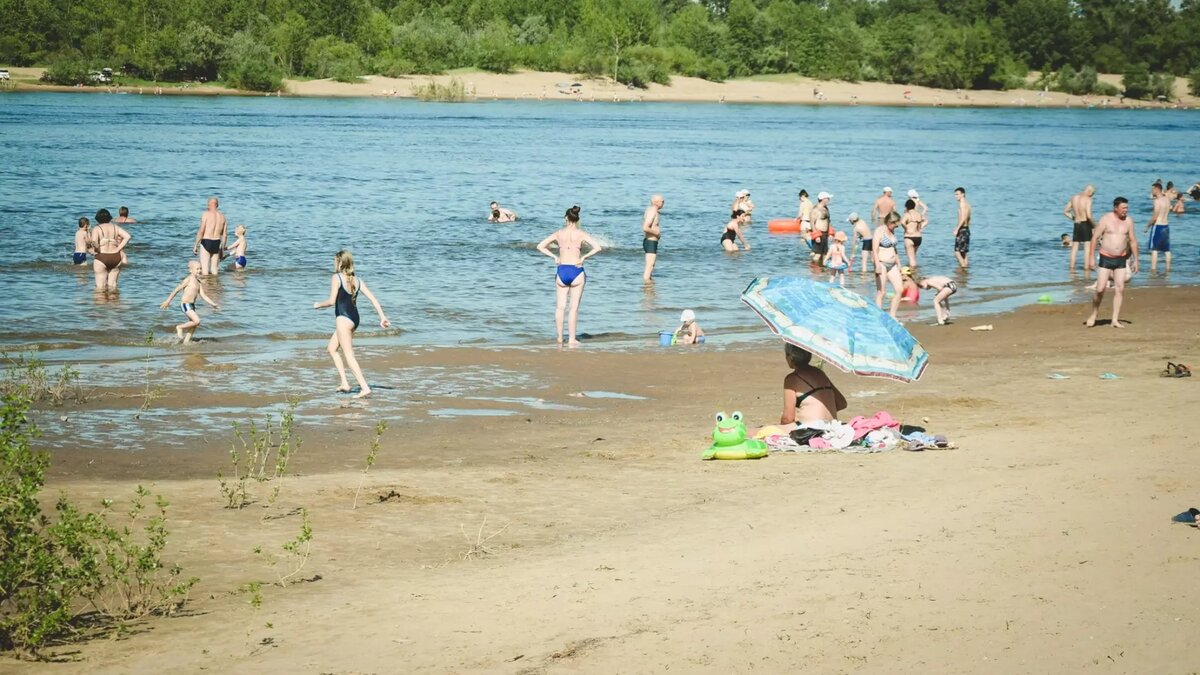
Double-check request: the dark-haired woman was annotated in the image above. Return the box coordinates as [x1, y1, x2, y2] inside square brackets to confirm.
[90, 208, 131, 291]
[721, 210, 751, 252]
[537, 206, 603, 348]
[901, 198, 927, 268]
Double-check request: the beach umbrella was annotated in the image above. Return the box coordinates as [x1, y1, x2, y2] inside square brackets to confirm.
[741, 276, 929, 382]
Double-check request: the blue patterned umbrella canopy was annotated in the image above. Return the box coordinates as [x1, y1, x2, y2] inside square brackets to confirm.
[741, 276, 928, 382]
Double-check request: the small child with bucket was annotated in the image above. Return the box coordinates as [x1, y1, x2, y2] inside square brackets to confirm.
[663, 309, 705, 346]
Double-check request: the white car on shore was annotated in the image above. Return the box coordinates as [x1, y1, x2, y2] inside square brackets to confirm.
[0, 70, 10, 81]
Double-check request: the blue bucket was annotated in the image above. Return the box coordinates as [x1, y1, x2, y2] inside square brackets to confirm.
[658, 331, 674, 347]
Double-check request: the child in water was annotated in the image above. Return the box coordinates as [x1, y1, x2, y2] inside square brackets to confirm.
[73, 217, 90, 264]
[227, 224, 248, 270]
[900, 267, 920, 304]
[915, 274, 958, 325]
[1061, 233, 1072, 247]
[674, 309, 705, 345]
[160, 260, 220, 343]
[823, 231, 850, 285]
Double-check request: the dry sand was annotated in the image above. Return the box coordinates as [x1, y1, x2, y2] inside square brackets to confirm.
[11, 286, 1200, 672]
[7, 66, 1197, 109]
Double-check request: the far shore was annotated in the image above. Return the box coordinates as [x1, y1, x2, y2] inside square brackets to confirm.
[4, 66, 1197, 110]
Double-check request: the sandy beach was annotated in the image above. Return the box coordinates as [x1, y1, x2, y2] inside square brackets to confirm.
[6, 66, 1198, 109]
[7, 285, 1197, 672]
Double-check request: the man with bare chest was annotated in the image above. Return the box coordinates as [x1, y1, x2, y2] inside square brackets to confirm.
[193, 196, 228, 276]
[1086, 197, 1138, 328]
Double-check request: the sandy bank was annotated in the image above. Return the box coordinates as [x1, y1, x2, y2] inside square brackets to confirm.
[8, 286, 1200, 672]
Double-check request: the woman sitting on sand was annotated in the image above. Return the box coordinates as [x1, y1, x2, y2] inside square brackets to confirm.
[781, 344, 847, 425]
[721, 210, 751, 252]
[872, 212, 905, 318]
[90, 208, 131, 292]
[536, 205, 602, 348]
[312, 250, 390, 398]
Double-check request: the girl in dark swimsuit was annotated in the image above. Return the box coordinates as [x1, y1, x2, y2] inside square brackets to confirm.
[313, 250, 390, 398]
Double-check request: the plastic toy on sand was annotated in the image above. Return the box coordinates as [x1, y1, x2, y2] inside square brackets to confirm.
[703, 411, 768, 460]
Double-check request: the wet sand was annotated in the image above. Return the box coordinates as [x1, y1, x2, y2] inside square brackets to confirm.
[16, 286, 1200, 672]
[7, 66, 1198, 109]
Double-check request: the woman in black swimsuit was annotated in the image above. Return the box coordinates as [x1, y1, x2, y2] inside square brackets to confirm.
[721, 210, 751, 252]
[901, 198, 926, 268]
[780, 344, 847, 425]
[312, 250, 390, 398]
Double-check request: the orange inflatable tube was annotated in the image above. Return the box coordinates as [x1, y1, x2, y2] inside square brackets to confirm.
[767, 218, 802, 233]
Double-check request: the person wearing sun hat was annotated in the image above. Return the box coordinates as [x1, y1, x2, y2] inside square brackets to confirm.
[872, 187, 895, 226]
[809, 191, 832, 261]
[907, 189, 928, 219]
[899, 265, 920, 304]
[823, 231, 850, 286]
[674, 309, 705, 345]
[732, 189, 754, 219]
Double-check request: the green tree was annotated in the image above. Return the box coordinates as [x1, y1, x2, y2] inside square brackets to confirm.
[179, 22, 224, 81]
[579, 0, 661, 82]
[223, 30, 284, 91]
[474, 19, 518, 73]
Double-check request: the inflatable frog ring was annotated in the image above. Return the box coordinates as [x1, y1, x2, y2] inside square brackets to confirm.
[703, 411, 768, 460]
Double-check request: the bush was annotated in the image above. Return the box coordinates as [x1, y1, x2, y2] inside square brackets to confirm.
[304, 36, 365, 81]
[1191, 69, 1200, 96]
[391, 14, 470, 73]
[473, 20, 517, 73]
[411, 77, 468, 101]
[40, 60, 92, 86]
[0, 387, 194, 655]
[222, 31, 283, 92]
[1122, 63, 1151, 99]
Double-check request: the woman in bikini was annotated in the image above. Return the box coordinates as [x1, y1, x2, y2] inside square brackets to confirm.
[90, 208, 131, 292]
[901, 198, 927, 268]
[312, 250, 390, 398]
[780, 344, 847, 425]
[721, 210, 751, 252]
[536, 205, 603, 348]
[872, 211, 905, 318]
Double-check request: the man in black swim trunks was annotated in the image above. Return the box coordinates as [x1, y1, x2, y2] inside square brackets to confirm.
[1063, 185, 1095, 272]
[809, 192, 832, 262]
[1086, 196, 1138, 328]
[642, 195, 663, 282]
[193, 196, 228, 276]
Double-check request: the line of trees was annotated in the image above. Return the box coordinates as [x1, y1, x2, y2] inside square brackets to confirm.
[5, 0, 1199, 97]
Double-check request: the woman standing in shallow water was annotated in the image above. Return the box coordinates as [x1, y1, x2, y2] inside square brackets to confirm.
[90, 208, 131, 292]
[537, 205, 602, 348]
[313, 250, 390, 398]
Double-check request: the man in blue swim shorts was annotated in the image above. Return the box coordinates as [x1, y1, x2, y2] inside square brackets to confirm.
[1145, 181, 1171, 273]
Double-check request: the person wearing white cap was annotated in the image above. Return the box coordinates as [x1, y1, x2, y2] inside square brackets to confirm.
[907, 189, 929, 218]
[673, 309, 704, 345]
[872, 187, 895, 226]
[809, 192, 832, 261]
[848, 212, 873, 272]
[731, 189, 754, 219]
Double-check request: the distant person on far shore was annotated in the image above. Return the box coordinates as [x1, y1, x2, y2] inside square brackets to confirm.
[641, 195, 663, 282]
[873, 212, 904, 318]
[732, 189, 754, 219]
[73, 217, 91, 265]
[1146, 181, 1171, 273]
[952, 187, 971, 268]
[871, 187, 894, 226]
[312, 250, 391, 397]
[901, 198, 927, 267]
[1063, 185, 1096, 271]
[193, 197, 227, 276]
[797, 190, 813, 235]
[228, 224, 248, 270]
[160, 260, 219, 344]
[90, 208, 130, 292]
[114, 206, 137, 225]
[849, 212, 873, 272]
[537, 205, 602, 348]
[1085, 197, 1138, 328]
[915, 274, 957, 325]
[809, 192, 832, 262]
[488, 202, 517, 222]
[721, 210, 751, 252]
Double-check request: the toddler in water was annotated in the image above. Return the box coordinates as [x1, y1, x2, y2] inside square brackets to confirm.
[915, 274, 958, 325]
[674, 309, 705, 345]
[227, 224, 248, 270]
[73, 217, 90, 264]
[900, 267, 920, 304]
[1061, 233, 1072, 247]
[823, 232, 850, 285]
[161, 260, 219, 343]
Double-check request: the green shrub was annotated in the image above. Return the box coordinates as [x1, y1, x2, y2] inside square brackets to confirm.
[222, 31, 283, 92]
[474, 19, 517, 73]
[410, 77, 468, 102]
[1191, 69, 1200, 96]
[1122, 63, 1151, 99]
[304, 36, 364, 81]
[40, 60, 92, 86]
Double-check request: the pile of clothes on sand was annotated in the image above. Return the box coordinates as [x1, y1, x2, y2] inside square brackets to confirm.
[755, 411, 954, 454]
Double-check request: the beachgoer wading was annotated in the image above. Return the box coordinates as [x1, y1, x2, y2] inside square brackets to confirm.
[642, 195, 664, 282]
[193, 197, 228, 276]
[537, 205, 603, 348]
[871, 187, 894, 227]
[809, 192, 832, 262]
[953, 187, 971, 268]
[873, 212, 904, 318]
[488, 202, 517, 222]
[312, 250, 390, 397]
[90, 208, 131, 292]
[1146, 181, 1171, 273]
[1063, 185, 1096, 271]
[721, 210, 751, 252]
[901, 197, 926, 268]
[1085, 197, 1138, 328]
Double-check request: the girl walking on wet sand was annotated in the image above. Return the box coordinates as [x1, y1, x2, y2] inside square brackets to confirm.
[537, 205, 603, 348]
[313, 250, 390, 398]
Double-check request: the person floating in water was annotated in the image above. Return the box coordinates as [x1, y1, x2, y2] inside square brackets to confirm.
[488, 202, 518, 222]
[114, 206, 137, 225]
[193, 196, 228, 276]
[73, 217, 91, 265]
[536, 205, 602, 348]
[227, 224, 248, 270]
[161, 260, 219, 344]
[313, 250, 390, 397]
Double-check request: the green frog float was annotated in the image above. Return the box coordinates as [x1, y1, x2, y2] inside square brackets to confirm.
[703, 411, 768, 460]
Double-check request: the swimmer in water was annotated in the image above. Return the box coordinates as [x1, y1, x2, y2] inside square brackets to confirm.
[536, 205, 603, 348]
[488, 202, 518, 222]
[73, 217, 91, 265]
[312, 250, 391, 397]
[114, 206, 137, 225]
[1061, 233, 1072, 247]
[915, 274, 957, 325]
[227, 224, 248, 270]
[721, 210, 751, 252]
[160, 260, 219, 343]
[90, 208, 131, 292]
